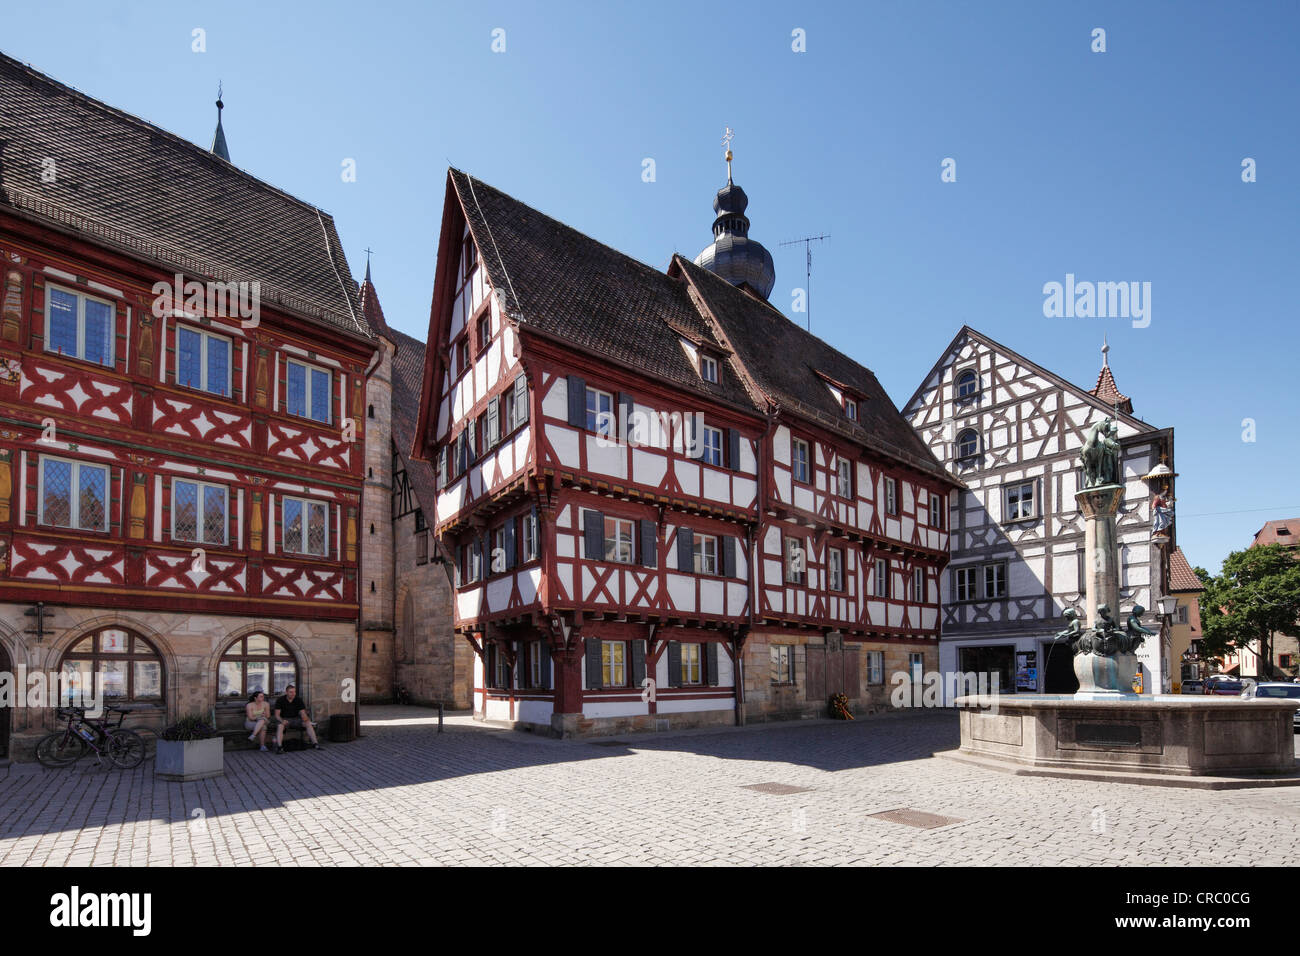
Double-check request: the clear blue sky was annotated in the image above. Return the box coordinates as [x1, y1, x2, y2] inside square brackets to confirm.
[5, 0, 1297, 574]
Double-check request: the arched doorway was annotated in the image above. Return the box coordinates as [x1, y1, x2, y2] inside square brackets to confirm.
[0, 642, 9, 758]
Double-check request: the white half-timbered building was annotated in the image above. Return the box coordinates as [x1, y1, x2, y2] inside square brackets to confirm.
[904, 327, 1181, 699]
[413, 167, 959, 736]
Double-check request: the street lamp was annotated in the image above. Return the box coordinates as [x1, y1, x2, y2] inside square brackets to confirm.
[1157, 596, 1178, 619]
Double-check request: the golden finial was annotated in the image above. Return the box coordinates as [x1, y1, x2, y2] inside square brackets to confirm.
[722, 126, 734, 183]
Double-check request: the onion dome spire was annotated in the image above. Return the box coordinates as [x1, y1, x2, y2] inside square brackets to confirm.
[210, 83, 230, 162]
[693, 128, 775, 300]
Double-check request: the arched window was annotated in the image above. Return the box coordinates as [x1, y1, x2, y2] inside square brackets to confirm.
[218, 634, 298, 699]
[956, 369, 979, 399]
[957, 429, 980, 459]
[61, 627, 164, 703]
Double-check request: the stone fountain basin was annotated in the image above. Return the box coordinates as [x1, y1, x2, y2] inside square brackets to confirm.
[952, 694, 1299, 781]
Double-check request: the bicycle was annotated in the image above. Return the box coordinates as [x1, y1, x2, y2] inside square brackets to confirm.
[35, 705, 146, 769]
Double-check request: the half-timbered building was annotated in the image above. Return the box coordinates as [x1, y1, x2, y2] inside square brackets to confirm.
[904, 327, 1181, 699]
[0, 54, 377, 756]
[357, 266, 470, 707]
[414, 166, 959, 736]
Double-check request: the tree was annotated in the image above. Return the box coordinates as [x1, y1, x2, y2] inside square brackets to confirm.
[1196, 544, 1300, 679]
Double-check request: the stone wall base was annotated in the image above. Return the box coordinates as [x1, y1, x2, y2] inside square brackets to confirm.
[545, 708, 736, 739]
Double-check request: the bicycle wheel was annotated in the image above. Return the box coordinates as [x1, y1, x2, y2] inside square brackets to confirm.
[35, 731, 87, 768]
[107, 730, 145, 769]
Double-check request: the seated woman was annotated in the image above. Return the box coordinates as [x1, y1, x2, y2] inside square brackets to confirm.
[245, 691, 271, 752]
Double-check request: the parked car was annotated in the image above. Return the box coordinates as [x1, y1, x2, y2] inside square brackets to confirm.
[1181, 679, 1205, 695]
[1244, 682, 1300, 729]
[1203, 675, 1247, 695]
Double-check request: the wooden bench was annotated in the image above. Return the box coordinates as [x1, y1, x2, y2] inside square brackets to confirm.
[219, 718, 321, 751]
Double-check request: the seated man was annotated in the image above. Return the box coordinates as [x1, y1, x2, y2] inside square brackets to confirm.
[273, 684, 321, 753]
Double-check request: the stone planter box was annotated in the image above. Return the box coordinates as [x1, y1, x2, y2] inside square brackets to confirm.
[155, 737, 224, 781]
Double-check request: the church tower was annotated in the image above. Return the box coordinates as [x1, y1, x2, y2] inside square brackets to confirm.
[693, 131, 776, 299]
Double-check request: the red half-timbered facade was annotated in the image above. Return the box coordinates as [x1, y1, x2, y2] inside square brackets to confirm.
[415, 168, 959, 735]
[0, 54, 376, 756]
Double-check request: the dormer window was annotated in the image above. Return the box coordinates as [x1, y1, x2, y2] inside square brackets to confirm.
[844, 398, 858, 421]
[700, 354, 719, 383]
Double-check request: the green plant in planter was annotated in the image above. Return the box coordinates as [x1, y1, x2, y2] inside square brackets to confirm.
[160, 714, 216, 742]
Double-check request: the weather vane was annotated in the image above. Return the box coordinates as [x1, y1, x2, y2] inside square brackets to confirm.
[722, 126, 734, 182]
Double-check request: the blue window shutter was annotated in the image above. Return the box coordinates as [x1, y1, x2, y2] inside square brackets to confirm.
[667, 641, 682, 688]
[631, 641, 646, 687]
[583, 509, 604, 560]
[481, 534, 491, 578]
[706, 642, 719, 686]
[585, 638, 602, 688]
[567, 375, 586, 427]
[722, 535, 737, 578]
[486, 396, 499, 448]
[727, 428, 741, 470]
[618, 392, 634, 441]
[677, 528, 694, 572]
[638, 519, 657, 567]
[539, 642, 551, 690]
[503, 520, 516, 570]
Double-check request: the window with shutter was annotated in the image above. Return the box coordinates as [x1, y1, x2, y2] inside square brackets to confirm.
[567, 375, 586, 427]
[680, 643, 701, 685]
[677, 528, 694, 572]
[619, 393, 634, 442]
[583, 509, 604, 560]
[727, 428, 741, 471]
[486, 397, 499, 449]
[692, 533, 719, 574]
[523, 507, 540, 562]
[538, 642, 551, 690]
[667, 642, 682, 688]
[722, 535, 737, 578]
[639, 518, 657, 567]
[705, 642, 719, 686]
[503, 520, 516, 570]
[513, 374, 528, 430]
[631, 641, 646, 688]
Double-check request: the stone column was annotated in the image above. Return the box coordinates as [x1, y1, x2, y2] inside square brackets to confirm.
[1076, 484, 1124, 629]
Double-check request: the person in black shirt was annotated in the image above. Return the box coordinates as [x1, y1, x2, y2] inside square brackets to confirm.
[273, 684, 320, 753]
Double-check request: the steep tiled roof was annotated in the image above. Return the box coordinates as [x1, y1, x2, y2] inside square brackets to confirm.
[448, 170, 757, 412]
[390, 325, 438, 514]
[674, 256, 953, 483]
[1088, 363, 1132, 415]
[1252, 519, 1300, 548]
[1168, 546, 1203, 592]
[0, 51, 370, 339]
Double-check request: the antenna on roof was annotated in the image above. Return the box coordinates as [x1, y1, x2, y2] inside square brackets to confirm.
[779, 235, 829, 331]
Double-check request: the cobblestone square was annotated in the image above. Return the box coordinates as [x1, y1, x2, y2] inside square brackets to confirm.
[2, 708, 1297, 867]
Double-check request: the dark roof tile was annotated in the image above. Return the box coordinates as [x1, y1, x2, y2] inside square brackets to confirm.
[0, 51, 370, 339]
[674, 256, 953, 483]
[449, 170, 756, 412]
